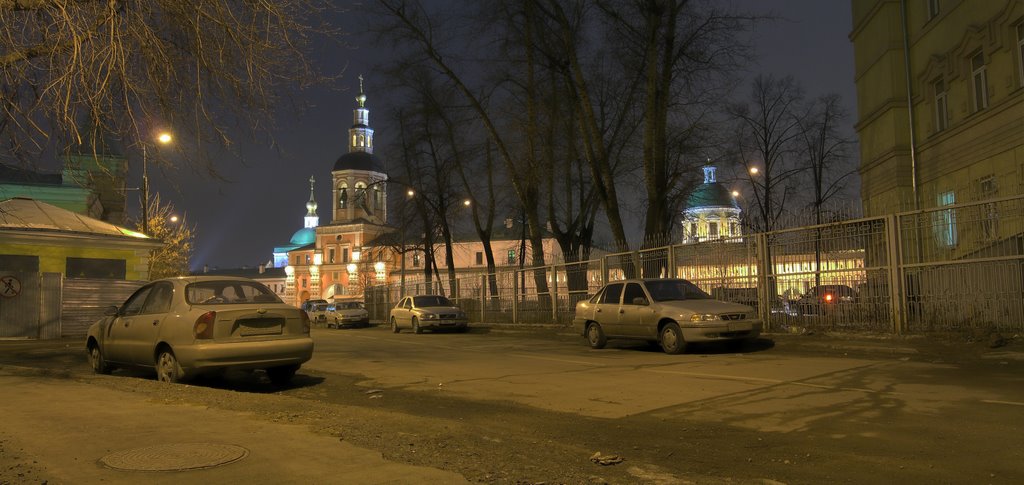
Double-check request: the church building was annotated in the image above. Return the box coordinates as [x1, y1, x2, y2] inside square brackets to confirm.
[278, 78, 395, 306]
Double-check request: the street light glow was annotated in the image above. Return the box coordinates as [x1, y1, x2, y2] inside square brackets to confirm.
[169, 215, 179, 223]
[407, 189, 415, 197]
[749, 167, 759, 175]
[157, 132, 172, 144]
[731, 190, 740, 197]
[463, 199, 471, 207]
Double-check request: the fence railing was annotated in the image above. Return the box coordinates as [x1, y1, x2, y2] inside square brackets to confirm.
[367, 195, 1024, 335]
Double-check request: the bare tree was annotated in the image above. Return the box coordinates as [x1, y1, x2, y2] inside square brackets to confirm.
[729, 74, 806, 234]
[0, 1, 335, 173]
[797, 94, 855, 227]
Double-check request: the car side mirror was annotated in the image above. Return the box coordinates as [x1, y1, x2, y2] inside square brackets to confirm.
[103, 305, 119, 316]
[632, 297, 648, 306]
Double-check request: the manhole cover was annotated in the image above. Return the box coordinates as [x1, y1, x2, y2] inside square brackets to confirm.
[100, 443, 248, 472]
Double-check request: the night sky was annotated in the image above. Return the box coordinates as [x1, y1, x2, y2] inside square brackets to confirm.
[136, 0, 856, 272]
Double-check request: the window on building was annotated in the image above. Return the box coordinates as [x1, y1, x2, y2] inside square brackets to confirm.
[413, 253, 421, 267]
[66, 257, 126, 279]
[295, 256, 300, 265]
[980, 176, 998, 240]
[305, 254, 310, 264]
[689, 223, 698, 240]
[339, 184, 348, 209]
[332, 271, 339, 280]
[329, 247, 335, 264]
[355, 182, 367, 209]
[342, 248, 349, 263]
[971, 51, 988, 112]
[302, 278, 307, 289]
[935, 191, 957, 248]
[475, 252, 483, 265]
[708, 222, 719, 239]
[926, 0, 939, 20]
[507, 249, 516, 265]
[730, 222, 739, 237]
[374, 186, 383, 211]
[933, 78, 948, 132]
[1017, 23, 1024, 88]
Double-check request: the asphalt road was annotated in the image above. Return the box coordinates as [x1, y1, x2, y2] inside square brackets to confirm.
[1, 326, 1022, 484]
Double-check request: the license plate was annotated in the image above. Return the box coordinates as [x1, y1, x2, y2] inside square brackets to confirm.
[727, 322, 751, 332]
[241, 324, 282, 336]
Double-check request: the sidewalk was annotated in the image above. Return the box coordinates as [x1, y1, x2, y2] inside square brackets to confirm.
[0, 366, 468, 484]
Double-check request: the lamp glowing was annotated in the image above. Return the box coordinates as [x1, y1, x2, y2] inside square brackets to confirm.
[347, 263, 358, 274]
[157, 132, 172, 144]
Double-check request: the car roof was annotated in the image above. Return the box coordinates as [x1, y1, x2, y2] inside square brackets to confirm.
[154, 276, 261, 286]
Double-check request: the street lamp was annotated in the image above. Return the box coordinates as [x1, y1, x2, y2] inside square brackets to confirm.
[142, 131, 172, 235]
[749, 166, 759, 175]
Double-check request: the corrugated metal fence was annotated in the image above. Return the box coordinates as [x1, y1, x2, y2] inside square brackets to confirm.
[368, 195, 1024, 335]
[0, 274, 144, 339]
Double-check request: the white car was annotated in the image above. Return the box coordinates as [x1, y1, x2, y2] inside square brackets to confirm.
[573, 278, 761, 354]
[325, 302, 370, 328]
[389, 295, 468, 334]
[86, 276, 314, 384]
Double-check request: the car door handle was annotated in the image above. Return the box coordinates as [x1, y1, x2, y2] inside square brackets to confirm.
[151, 319, 160, 326]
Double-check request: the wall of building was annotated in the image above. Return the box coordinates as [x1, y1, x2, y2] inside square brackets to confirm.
[0, 241, 151, 280]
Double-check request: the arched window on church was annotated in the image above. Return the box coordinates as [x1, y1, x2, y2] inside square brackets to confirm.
[338, 183, 348, 209]
[355, 182, 367, 210]
[358, 134, 365, 147]
[351, 135, 357, 147]
[373, 185, 383, 211]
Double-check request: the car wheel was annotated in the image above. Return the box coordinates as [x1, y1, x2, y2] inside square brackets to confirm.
[156, 349, 184, 383]
[267, 364, 299, 385]
[391, 317, 400, 333]
[659, 322, 686, 355]
[412, 317, 422, 334]
[586, 322, 607, 349]
[88, 344, 112, 375]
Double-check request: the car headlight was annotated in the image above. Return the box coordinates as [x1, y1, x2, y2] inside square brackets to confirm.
[420, 312, 438, 320]
[690, 313, 719, 322]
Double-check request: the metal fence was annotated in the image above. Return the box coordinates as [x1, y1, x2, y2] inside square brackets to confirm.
[367, 195, 1024, 335]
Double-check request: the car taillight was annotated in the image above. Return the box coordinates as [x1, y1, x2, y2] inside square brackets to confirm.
[194, 311, 216, 339]
[300, 311, 311, 334]
[824, 293, 834, 303]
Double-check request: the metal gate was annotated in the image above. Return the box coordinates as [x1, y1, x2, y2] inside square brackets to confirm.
[61, 278, 145, 337]
[0, 271, 40, 338]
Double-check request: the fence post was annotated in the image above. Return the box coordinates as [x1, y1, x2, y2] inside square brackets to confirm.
[886, 214, 904, 335]
[668, 243, 676, 278]
[480, 274, 486, 323]
[755, 232, 771, 330]
[550, 265, 558, 323]
[601, 255, 609, 284]
[512, 269, 519, 324]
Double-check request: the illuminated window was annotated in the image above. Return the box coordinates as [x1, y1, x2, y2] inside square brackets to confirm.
[339, 184, 348, 209]
[358, 134, 365, 147]
[507, 249, 516, 265]
[689, 223, 698, 240]
[305, 254, 310, 264]
[971, 51, 988, 112]
[935, 191, 957, 248]
[351, 135, 357, 146]
[933, 78, 947, 132]
[413, 253, 421, 267]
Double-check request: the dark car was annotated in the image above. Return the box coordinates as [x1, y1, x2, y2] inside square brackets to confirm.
[795, 285, 858, 315]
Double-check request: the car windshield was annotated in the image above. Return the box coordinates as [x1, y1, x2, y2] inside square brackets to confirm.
[338, 302, 364, 310]
[644, 279, 711, 301]
[312, 303, 329, 311]
[186, 280, 281, 305]
[414, 295, 452, 307]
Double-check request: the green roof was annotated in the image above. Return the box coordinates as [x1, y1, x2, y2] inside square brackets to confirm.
[685, 183, 739, 210]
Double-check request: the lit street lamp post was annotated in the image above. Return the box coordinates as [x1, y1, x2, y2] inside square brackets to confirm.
[141, 132, 172, 235]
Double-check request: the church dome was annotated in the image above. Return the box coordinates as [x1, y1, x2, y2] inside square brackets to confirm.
[333, 151, 385, 173]
[686, 183, 740, 210]
[290, 227, 316, 246]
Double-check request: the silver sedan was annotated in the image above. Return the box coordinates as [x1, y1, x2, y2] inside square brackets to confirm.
[573, 278, 762, 354]
[85, 276, 314, 384]
[389, 295, 468, 334]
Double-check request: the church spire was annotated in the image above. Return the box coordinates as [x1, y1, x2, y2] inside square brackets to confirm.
[349, 75, 374, 154]
[304, 175, 319, 229]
